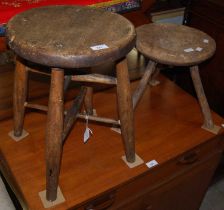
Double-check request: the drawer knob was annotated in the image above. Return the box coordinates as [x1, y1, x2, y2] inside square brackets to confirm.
[85, 193, 115, 210]
[178, 151, 198, 164]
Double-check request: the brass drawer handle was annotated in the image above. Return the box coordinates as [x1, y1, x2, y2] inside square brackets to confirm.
[85, 193, 115, 210]
[178, 151, 199, 164]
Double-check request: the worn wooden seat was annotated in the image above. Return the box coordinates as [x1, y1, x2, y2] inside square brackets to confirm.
[7, 6, 135, 68]
[136, 23, 216, 66]
[136, 23, 220, 134]
[7, 5, 136, 204]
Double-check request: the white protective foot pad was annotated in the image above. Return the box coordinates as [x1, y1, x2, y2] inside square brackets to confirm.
[110, 127, 121, 134]
[39, 187, 65, 208]
[122, 153, 144, 168]
[149, 80, 160, 86]
[201, 124, 221, 135]
[8, 130, 29, 142]
[92, 109, 97, 116]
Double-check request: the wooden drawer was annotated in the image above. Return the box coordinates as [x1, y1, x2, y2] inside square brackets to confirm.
[75, 137, 221, 210]
[141, 150, 222, 210]
[114, 137, 220, 207]
[76, 192, 143, 210]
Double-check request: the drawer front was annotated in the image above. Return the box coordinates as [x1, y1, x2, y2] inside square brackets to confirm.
[114, 137, 220, 206]
[141, 150, 222, 210]
[82, 192, 116, 210]
[79, 193, 143, 210]
[76, 137, 221, 210]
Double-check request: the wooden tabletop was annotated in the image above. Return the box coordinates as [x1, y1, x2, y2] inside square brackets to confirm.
[0, 75, 223, 210]
[136, 23, 216, 66]
[6, 6, 136, 68]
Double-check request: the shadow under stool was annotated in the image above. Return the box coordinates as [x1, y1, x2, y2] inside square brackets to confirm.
[6, 5, 137, 204]
[135, 23, 221, 134]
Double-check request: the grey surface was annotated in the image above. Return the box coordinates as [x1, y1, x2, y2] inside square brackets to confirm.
[0, 177, 15, 210]
[200, 178, 224, 210]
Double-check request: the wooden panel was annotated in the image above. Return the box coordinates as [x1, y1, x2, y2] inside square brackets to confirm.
[115, 196, 144, 210]
[142, 151, 222, 210]
[0, 75, 223, 210]
[80, 136, 221, 210]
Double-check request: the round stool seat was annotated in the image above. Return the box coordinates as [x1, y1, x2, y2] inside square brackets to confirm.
[136, 23, 216, 66]
[6, 6, 136, 68]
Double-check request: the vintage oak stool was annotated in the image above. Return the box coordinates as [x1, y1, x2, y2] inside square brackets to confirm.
[136, 23, 221, 134]
[6, 6, 136, 204]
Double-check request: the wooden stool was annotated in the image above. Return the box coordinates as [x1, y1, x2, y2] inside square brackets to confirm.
[6, 6, 136, 202]
[136, 23, 221, 134]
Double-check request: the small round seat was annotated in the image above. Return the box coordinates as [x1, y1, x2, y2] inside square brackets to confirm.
[7, 5, 135, 68]
[7, 5, 136, 203]
[136, 23, 216, 66]
[135, 23, 220, 135]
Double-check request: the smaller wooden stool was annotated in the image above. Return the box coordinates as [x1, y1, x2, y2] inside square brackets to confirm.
[7, 6, 136, 204]
[136, 23, 221, 134]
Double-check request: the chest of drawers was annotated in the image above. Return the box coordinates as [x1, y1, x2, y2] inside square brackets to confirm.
[0, 75, 223, 210]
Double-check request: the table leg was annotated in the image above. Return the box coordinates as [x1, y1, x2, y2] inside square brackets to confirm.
[13, 57, 28, 137]
[84, 87, 94, 115]
[116, 58, 135, 163]
[45, 68, 64, 201]
[190, 65, 214, 129]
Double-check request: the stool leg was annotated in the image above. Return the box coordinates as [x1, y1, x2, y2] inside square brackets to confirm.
[64, 75, 72, 92]
[190, 65, 214, 129]
[116, 58, 135, 163]
[46, 68, 64, 201]
[133, 60, 157, 109]
[84, 87, 94, 115]
[149, 65, 160, 86]
[13, 57, 28, 137]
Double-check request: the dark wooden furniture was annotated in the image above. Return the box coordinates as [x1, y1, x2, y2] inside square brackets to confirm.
[171, 0, 224, 117]
[0, 75, 223, 210]
[136, 23, 220, 134]
[6, 5, 137, 202]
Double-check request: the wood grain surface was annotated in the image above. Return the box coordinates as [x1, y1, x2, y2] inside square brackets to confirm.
[6, 6, 136, 68]
[0, 75, 223, 210]
[136, 23, 216, 66]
